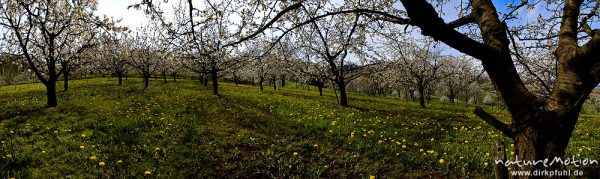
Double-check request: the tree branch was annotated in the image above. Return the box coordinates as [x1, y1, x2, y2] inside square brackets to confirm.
[447, 13, 475, 29]
[474, 107, 515, 138]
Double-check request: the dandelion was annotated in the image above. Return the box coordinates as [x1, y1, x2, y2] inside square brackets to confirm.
[369, 175, 375, 179]
[484, 162, 489, 167]
[293, 152, 298, 156]
[313, 144, 318, 148]
[459, 156, 464, 160]
[402, 145, 407, 149]
[419, 149, 424, 152]
[426, 150, 434, 154]
[439, 159, 445, 164]
[117, 160, 123, 164]
[485, 152, 490, 156]
[330, 121, 337, 126]
[350, 131, 355, 138]
[80, 145, 85, 149]
[99, 161, 105, 167]
[90, 155, 97, 160]
[81, 134, 86, 138]
[144, 170, 152, 176]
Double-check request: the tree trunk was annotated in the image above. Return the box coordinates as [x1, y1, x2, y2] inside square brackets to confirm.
[511, 111, 577, 172]
[272, 76, 277, 90]
[281, 75, 286, 87]
[143, 74, 149, 90]
[318, 83, 323, 96]
[211, 66, 219, 96]
[162, 71, 167, 83]
[259, 76, 264, 91]
[46, 81, 58, 107]
[172, 72, 177, 82]
[338, 81, 348, 107]
[418, 85, 426, 108]
[203, 75, 208, 86]
[118, 74, 123, 85]
[63, 69, 69, 92]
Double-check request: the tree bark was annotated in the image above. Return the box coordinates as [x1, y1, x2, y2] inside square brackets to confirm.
[63, 69, 69, 92]
[338, 81, 348, 107]
[418, 85, 426, 108]
[203, 75, 208, 86]
[45, 81, 58, 107]
[172, 72, 177, 82]
[211, 66, 219, 96]
[272, 75, 277, 90]
[143, 73, 150, 90]
[118, 74, 123, 85]
[281, 75, 286, 87]
[162, 71, 167, 83]
[318, 83, 323, 96]
[259, 76, 264, 91]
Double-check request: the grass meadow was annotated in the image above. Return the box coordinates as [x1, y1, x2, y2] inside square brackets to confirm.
[1, 77, 599, 178]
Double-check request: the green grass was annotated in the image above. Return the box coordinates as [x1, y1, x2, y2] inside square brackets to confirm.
[1, 77, 599, 178]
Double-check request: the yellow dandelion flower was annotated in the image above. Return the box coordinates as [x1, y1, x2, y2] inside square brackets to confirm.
[419, 149, 424, 152]
[80, 145, 85, 149]
[313, 144, 318, 147]
[293, 152, 298, 156]
[90, 155, 97, 160]
[81, 134, 86, 138]
[439, 159, 445, 164]
[369, 175, 376, 179]
[484, 162, 489, 167]
[117, 160, 123, 164]
[402, 145, 407, 149]
[459, 156, 464, 160]
[99, 161, 105, 167]
[427, 150, 434, 154]
[144, 170, 152, 176]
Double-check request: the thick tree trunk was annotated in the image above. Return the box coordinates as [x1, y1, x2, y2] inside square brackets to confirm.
[281, 75, 285, 87]
[162, 71, 167, 83]
[46, 81, 58, 107]
[511, 111, 578, 172]
[211, 66, 219, 96]
[118, 74, 123, 85]
[172, 72, 177, 82]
